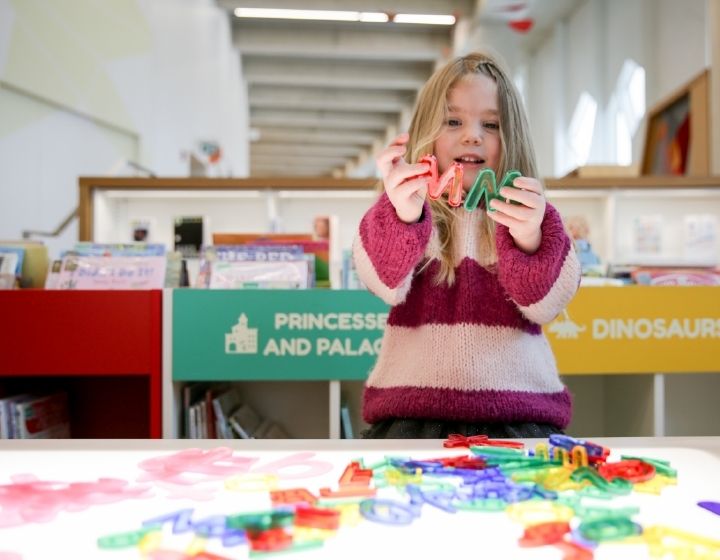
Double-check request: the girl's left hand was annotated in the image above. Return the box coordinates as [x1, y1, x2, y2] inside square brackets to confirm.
[486, 176, 545, 254]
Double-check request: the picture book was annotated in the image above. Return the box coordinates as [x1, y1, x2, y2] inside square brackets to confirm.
[208, 259, 310, 289]
[0, 247, 23, 276]
[211, 233, 330, 287]
[56, 255, 167, 290]
[44, 259, 63, 289]
[197, 245, 311, 288]
[71, 242, 166, 256]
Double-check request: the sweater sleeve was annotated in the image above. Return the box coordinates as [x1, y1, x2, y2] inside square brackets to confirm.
[352, 193, 432, 305]
[495, 203, 581, 325]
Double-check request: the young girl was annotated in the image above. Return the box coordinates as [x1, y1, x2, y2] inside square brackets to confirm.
[353, 51, 581, 439]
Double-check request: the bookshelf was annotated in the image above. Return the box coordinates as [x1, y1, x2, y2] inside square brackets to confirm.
[165, 288, 385, 439]
[0, 290, 163, 438]
[75, 176, 720, 439]
[545, 175, 720, 268]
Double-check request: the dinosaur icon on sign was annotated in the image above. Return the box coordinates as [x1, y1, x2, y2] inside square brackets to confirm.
[547, 310, 586, 339]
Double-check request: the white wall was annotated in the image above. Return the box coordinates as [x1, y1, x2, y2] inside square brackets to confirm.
[0, 0, 248, 257]
[525, 0, 708, 177]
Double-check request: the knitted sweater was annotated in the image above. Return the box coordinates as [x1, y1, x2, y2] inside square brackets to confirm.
[353, 193, 581, 429]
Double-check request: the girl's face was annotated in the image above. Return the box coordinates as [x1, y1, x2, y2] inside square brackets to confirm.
[433, 74, 502, 191]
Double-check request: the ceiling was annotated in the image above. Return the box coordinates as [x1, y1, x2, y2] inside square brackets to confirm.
[217, 0, 581, 178]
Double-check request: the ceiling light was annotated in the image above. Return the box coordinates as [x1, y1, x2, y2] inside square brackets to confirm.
[233, 8, 389, 23]
[393, 13, 456, 25]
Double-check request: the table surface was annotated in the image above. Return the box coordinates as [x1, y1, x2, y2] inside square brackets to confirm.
[1, 437, 719, 559]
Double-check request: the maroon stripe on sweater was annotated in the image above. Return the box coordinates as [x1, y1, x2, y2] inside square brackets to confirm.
[364, 385, 572, 428]
[495, 204, 572, 306]
[358, 193, 432, 289]
[388, 257, 542, 333]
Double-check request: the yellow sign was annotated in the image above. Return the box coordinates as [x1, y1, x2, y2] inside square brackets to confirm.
[544, 286, 720, 374]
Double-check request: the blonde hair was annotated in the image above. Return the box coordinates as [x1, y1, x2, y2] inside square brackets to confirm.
[404, 50, 540, 285]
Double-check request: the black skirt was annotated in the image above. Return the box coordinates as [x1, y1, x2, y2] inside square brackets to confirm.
[361, 418, 563, 439]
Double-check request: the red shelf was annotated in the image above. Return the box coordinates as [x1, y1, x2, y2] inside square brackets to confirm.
[0, 290, 163, 438]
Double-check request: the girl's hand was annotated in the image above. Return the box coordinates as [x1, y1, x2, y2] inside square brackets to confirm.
[487, 176, 546, 254]
[375, 132, 431, 223]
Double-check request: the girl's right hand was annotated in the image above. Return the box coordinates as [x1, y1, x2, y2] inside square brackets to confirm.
[375, 132, 430, 224]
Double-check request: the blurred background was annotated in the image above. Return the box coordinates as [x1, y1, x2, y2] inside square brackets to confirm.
[0, 0, 717, 249]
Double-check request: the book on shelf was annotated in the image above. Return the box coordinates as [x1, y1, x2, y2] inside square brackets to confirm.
[228, 405, 290, 439]
[227, 403, 264, 439]
[211, 386, 243, 439]
[196, 244, 307, 288]
[44, 259, 63, 289]
[630, 267, 720, 286]
[183, 383, 214, 439]
[0, 240, 49, 288]
[340, 402, 354, 439]
[183, 383, 289, 439]
[1, 392, 70, 439]
[43, 243, 168, 290]
[0, 393, 31, 438]
[71, 242, 166, 256]
[342, 249, 366, 290]
[0, 246, 24, 289]
[164, 251, 188, 288]
[208, 259, 311, 289]
[254, 418, 290, 439]
[212, 233, 331, 287]
[53, 254, 167, 290]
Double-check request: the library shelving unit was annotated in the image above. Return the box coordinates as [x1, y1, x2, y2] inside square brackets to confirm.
[0, 290, 163, 438]
[545, 175, 720, 438]
[77, 175, 720, 439]
[165, 288, 386, 439]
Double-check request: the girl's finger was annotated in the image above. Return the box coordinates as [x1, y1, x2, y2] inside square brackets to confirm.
[389, 132, 410, 146]
[509, 176, 544, 194]
[489, 199, 536, 221]
[387, 162, 431, 188]
[499, 187, 543, 209]
[392, 176, 429, 198]
[376, 145, 407, 174]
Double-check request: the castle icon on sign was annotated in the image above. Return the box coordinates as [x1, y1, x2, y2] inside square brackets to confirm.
[547, 310, 586, 339]
[225, 313, 258, 354]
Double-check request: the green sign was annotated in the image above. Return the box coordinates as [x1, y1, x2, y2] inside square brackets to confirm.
[173, 289, 389, 381]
